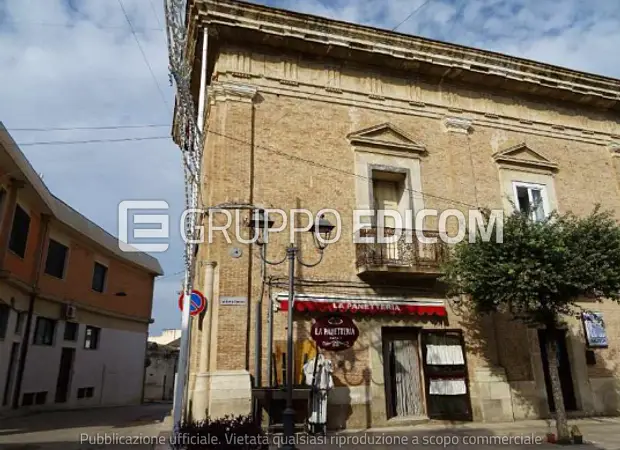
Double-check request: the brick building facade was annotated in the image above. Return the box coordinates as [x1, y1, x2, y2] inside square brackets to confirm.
[182, 0, 620, 428]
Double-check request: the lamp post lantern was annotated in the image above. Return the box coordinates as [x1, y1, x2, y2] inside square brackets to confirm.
[248, 209, 334, 450]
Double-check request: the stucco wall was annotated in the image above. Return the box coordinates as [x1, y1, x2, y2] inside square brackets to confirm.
[0, 296, 148, 413]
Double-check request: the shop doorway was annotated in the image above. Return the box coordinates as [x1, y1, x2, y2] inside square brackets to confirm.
[382, 327, 425, 419]
[538, 329, 577, 412]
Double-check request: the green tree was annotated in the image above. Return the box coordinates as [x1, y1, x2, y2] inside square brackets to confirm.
[442, 206, 620, 441]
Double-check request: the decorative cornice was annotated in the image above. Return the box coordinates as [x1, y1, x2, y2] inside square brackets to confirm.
[210, 82, 257, 102]
[493, 143, 559, 172]
[195, 0, 620, 111]
[347, 122, 426, 156]
[443, 116, 473, 134]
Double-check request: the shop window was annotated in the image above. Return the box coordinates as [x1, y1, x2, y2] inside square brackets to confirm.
[272, 339, 316, 386]
[421, 330, 472, 421]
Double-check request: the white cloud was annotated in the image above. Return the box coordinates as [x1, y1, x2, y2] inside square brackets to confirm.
[1, 0, 618, 334]
[0, 0, 182, 334]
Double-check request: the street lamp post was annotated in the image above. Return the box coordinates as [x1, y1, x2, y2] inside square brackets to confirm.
[248, 209, 334, 450]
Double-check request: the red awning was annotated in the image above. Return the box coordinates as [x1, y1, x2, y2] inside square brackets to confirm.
[278, 298, 446, 317]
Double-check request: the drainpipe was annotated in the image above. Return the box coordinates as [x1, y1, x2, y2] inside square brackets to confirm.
[12, 213, 50, 409]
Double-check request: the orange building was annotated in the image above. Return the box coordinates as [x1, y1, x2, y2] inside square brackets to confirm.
[0, 123, 163, 413]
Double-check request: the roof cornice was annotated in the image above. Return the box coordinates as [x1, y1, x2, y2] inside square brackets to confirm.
[192, 0, 620, 111]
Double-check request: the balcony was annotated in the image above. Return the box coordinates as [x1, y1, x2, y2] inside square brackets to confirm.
[355, 227, 448, 279]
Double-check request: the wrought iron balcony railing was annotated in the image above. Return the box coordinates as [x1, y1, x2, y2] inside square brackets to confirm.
[355, 227, 448, 274]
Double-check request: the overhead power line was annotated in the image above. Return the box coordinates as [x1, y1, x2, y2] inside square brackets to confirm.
[6, 19, 163, 32]
[392, 0, 434, 31]
[6, 126, 480, 210]
[148, 0, 164, 29]
[18, 136, 170, 146]
[156, 270, 185, 281]
[117, 0, 171, 113]
[203, 128, 479, 209]
[9, 124, 170, 132]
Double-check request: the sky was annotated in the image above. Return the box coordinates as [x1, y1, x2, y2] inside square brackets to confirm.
[0, 0, 619, 336]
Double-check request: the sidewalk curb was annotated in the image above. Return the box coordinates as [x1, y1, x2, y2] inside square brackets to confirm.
[331, 416, 620, 435]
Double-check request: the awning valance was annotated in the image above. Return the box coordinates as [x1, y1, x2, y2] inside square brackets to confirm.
[275, 293, 446, 317]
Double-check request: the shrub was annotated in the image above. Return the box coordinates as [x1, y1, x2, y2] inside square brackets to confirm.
[171, 415, 269, 450]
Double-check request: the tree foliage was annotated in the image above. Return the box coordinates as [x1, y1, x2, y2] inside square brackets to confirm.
[442, 206, 620, 327]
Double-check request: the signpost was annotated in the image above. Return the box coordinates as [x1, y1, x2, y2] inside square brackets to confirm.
[311, 315, 359, 352]
[178, 290, 206, 316]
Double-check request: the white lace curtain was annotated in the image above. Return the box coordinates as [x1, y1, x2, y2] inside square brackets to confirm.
[392, 340, 424, 417]
[426, 344, 464, 365]
[429, 378, 467, 395]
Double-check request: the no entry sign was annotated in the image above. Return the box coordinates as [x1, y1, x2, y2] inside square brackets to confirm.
[311, 315, 359, 352]
[178, 290, 206, 316]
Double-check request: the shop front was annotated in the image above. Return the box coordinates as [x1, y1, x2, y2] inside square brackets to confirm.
[270, 292, 473, 429]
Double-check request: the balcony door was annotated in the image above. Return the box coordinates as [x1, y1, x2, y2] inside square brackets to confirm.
[373, 179, 400, 261]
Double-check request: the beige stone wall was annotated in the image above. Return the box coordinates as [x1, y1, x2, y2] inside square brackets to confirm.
[190, 44, 620, 425]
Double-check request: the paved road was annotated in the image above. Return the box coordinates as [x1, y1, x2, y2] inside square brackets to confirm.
[0, 402, 171, 450]
[151, 416, 620, 449]
[3, 404, 620, 450]
[283, 418, 620, 450]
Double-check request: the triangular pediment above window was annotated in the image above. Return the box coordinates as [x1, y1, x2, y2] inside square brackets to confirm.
[347, 123, 426, 155]
[493, 143, 558, 171]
